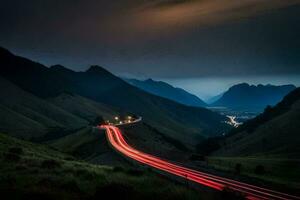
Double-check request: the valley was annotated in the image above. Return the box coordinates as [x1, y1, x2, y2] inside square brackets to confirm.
[0, 47, 299, 199]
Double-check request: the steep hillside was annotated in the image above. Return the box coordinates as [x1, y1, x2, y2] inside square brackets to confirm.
[126, 78, 207, 107]
[48, 93, 119, 123]
[0, 47, 229, 148]
[50, 127, 129, 166]
[0, 133, 212, 200]
[0, 76, 87, 140]
[212, 83, 296, 112]
[214, 87, 300, 157]
[206, 88, 300, 188]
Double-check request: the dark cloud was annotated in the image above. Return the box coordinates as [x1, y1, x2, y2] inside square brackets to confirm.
[0, 0, 299, 78]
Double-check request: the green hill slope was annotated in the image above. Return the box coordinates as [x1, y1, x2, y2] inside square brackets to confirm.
[0, 133, 213, 200]
[0, 77, 87, 139]
[0, 75, 125, 141]
[48, 93, 119, 123]
[50, 127, 128, 166]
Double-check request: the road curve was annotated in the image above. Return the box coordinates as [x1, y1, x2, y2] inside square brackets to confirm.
[99, 124, 300, 200]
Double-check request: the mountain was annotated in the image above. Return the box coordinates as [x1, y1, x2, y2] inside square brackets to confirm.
[214, 87, 300, 158]
[0, 75, 121, 141]
[0, 76, 88, 140]
[0, 47, 229, 148]
[212, 83, 296, 111]
[126, 78, 207, 107]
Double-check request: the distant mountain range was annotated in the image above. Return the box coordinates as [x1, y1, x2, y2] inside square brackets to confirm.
[125, 78, 296, 114]
[126, 78, 207, 107]
[0, 47, 229, 148]
[212, 83, 296, 111]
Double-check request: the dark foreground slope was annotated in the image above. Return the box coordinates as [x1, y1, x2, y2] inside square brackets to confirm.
[126, 78, 207, 107]
[207, 88, 300, 188]
[0, 77, 87, 139]
[0, 76, 119, 141]
[212, 83, 296, 112]
[0, 47, 229, 147]
[0, 132, 217, 200]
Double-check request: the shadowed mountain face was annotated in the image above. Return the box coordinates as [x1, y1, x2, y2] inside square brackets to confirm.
[0, 76, 88, 139]
[214, 87, 300, 158]
[0, 47, 229, 147]
[212, 83, 296, 112]
[126, 78, 207, 107]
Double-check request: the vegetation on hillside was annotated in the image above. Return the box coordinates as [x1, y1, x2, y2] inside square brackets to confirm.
[198, 88, 300, 191]
[0, 133, 219, 200]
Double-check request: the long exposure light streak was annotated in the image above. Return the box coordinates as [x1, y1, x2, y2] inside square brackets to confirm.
[99, 124, 300, 200]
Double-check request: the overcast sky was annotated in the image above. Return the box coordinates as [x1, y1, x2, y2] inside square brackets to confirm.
[0, 0, 299, 98]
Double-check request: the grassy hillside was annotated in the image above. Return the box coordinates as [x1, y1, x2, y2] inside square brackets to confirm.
[0, 133, 233, 200]
[48, 93, 119, 123]
[0, 77, 87, 139]
[0, 47, 230, 148]
[50, 127, 128, 166]
[0, 76, 126, 141]
[51, 123, 193, 166]
[207, 88, 300, 189]
[121, 122, 191, 161]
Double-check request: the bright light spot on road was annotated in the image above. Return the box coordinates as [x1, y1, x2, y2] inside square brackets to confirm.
[114, 116, 119, 120]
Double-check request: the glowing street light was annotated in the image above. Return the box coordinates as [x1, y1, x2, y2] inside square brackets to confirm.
[114, 116, 119, 121]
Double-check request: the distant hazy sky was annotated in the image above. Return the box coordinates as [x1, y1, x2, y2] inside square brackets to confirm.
[0, 0, 299, 96]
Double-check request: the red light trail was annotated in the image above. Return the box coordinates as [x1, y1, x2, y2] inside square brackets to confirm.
[100, 124, 300, 200]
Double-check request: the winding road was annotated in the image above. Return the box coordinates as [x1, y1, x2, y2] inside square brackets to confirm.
[99, 121, 300, 200]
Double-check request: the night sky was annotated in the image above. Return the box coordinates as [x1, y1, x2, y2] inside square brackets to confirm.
[1, 0, 300, 98]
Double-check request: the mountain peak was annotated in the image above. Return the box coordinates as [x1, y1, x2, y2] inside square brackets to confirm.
[232, 83, 250, 88]
[86, 65, 113, 75]
[0, 46, 14, 58]
[50, 65, 74, 73]
[145, 78, 154, 82]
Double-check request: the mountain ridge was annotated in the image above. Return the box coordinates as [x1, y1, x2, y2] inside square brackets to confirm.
[0, 46, 229, 148]
[126, 78, 207, 107]
[212, 83, 296, 111]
